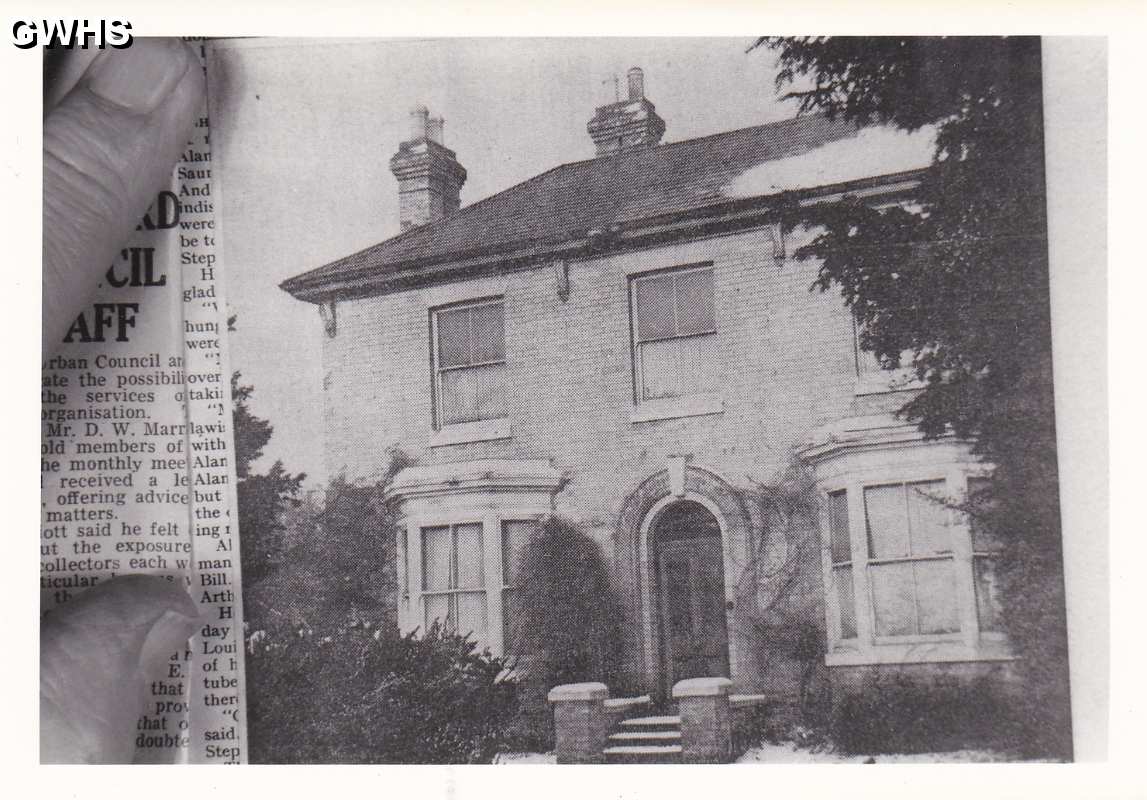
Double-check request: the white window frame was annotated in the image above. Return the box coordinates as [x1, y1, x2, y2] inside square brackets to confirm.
[401, 510, 545, 658]
[628, 263, 724, 422]
[820, 464, 1011, 666]
[420, 521, 488, 644]
[430, 296, 509, 435]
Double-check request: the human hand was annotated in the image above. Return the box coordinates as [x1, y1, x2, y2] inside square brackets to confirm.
[40, 575, 201, 763]
[41, 39, 205, 763]
[43, 37, 204, 353]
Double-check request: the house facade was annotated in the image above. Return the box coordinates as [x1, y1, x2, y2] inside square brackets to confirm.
[281, 69, 1016, 703]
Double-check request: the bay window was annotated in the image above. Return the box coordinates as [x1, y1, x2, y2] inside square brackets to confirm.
[422, 522, 489, 649]
[821, 469, 1009, 664]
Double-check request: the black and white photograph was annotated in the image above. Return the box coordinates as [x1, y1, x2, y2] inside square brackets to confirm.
[207, 36, 1081, 764]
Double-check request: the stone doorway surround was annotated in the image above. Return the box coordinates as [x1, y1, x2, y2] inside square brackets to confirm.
[616, 459, 754, 695]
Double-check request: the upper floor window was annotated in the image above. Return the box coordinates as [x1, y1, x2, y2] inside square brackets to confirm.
[631, 265, 719, 403]
[852, 314, 918, 394]
[432, 298, 506, 428]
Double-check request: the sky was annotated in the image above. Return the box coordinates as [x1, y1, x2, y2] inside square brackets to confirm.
[212, 37, 804, 484]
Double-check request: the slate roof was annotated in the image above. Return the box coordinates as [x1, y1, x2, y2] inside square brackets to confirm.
[282, 114, 915, 300]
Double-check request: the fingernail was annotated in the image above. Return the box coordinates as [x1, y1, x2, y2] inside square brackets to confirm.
[85, 39, 192, 114]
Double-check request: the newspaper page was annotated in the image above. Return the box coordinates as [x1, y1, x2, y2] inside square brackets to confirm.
[40, 39, 247, 764]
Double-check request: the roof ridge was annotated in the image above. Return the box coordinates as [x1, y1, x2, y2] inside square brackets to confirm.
[346, 114, 837, 256]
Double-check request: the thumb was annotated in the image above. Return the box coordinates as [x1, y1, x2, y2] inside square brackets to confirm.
[40, 575, 200, 763]
[42, 38, 204, 354]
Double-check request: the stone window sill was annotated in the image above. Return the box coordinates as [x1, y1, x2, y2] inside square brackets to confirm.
[629, 393, 724, 424]
[825, 636, 1015, 667]
[428, 418, 511, 448]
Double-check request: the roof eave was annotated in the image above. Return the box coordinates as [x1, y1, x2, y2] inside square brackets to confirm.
[280, 168, 927, 304]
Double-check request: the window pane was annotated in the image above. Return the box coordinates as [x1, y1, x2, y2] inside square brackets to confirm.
[869, 561, 915, 636]
[503, 588, 522, 654]
[425, 593, 451, 632]
[974, 556, 1004, 632]
[422, 526, 451, 591]
[502, 520, 536, 587]
[906, 480, 950, 556]
[828, 490, 851, 563]
[474, 362, 507, 420]
[914, 559, 959, 634]
[635, 273, 676, 341]
[455, 523, 484, 589]
[675, 269, 715, 335]
[470, 302, 505, 363]
[440, 363, 506, 425]
[833, 565, 857, 638]
[437, 307, 471, 368]
[401, 528, 409, 596]
[440, 366, 478, 424]
[639, 333, 718, 400]
[864, 485, 910, 559]
[455, 591, 489, 649]
[640, 337, 681, 399]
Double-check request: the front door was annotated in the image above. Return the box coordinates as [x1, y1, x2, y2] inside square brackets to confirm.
[654, 503, 730, 695]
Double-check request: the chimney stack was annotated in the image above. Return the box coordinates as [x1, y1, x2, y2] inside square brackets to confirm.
[389, 104, 467, 232]
[587, 66, 666, 157]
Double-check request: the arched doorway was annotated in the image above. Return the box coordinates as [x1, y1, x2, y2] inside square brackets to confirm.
[651, 500, 731, 695]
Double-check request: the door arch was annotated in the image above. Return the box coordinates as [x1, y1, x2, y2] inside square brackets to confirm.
[650, 500, 731, 695]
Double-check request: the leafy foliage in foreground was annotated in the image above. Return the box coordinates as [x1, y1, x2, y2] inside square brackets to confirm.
[244, 617, 517, 764]
[506, 516, 625, 746]
[757, 36, 1069, 758]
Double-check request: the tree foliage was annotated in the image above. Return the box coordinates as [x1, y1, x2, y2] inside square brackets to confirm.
[244, 617, 517, 763]
[243, 456, 412, 632]
[758, 36, 1069, 758]
[231, 370, 305, 585]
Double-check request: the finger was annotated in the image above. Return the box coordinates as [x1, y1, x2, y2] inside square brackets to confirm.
[43, 48, 99, 113]
[43, 38, 204, 354]
[40, 575, 200, 764]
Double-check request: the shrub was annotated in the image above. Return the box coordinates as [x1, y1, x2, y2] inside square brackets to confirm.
[506, 516, 624, 747]
[244, 615, 518, 763]
[243, 452, 411, 634]
[831, 673, 1025, 756]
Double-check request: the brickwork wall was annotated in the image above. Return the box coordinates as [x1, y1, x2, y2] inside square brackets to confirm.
[319, 225, 861, 688]
[323, 226, 857, 511]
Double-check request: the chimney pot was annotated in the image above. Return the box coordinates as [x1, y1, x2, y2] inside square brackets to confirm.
[627, 67, 644, 101]
[427, 115, 445, 145]
[409, 104, 429, 140]
[391, 107, 467, 231]
[587, 66, 665, 157]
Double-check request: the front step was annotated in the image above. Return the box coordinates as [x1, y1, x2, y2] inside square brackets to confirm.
[603, 744, 683, 764]
[606, 713, 684, 763]
[618, 715, 681, 729]
[609, 730, 681, 742]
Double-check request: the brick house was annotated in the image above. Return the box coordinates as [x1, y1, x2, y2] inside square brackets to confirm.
[281, 69, 1014, 704]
